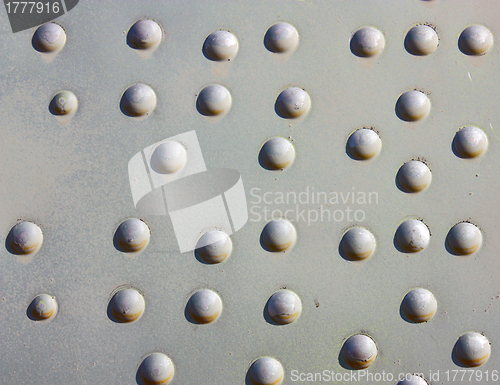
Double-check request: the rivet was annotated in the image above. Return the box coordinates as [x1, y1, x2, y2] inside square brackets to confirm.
[32, 23, 66, 53]
[405, 25, 439, 56]
[28, 294, 58, 321]
[446, 222, 482, 255]
[196, 84, 232, 116]
[259, 137, 296, 170]
[247, 357, 284, 385]
[114, 218, 150, 253]
[395, 219, 430, 253]
[347, 128, 381, 160]
[342, 334, 378, 369]
[455, 332, 490, 367]
[203, 30, 239, 61]
[150, 141, 187, 174]
[264, 22, 299, 54]
[453, 126, 488, 158]
[350, 27, 385, 57]
[186, 289, 222, 324]
[120, 83, 157, 118]
[195, 230, 232, 264]
[397, 374, 429, 385]
[108, 288, 145, 323]
[267, 290, 302, 325]
[397, 160, 432, 193]
[138, 353, 174, 385]
[7, 221, 43, 255]
[340, 227, 376, 261]
[260, 219, 297, 252]
[49, 91, 78, 116]
[127, 19, 162, 50]
[459, 25, 494, 56]
[396, 90, 431, 122]
[276, 87, 311, 119]
[402, 288, 437, 322]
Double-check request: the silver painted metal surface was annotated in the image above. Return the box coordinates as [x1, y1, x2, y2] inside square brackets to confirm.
[2, 0, 500, 384]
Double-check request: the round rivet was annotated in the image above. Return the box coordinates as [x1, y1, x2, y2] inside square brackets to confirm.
[340, 227, 376, 261]
[347, 128, 382, 160]
[342, 334, 378, 369]
[186, 289, 222, 324]
[196, 84, 232, 116]
[395, 219, 430, 253]
[196, 230, 232, 264]
[276, 87, 311, 119]
[350, 27, 385, 57]
[259, 137, 296, 170]
[397, 374, 429, 385]
[397, 160, 432, 193]
[127, 19, 162, 50]
[32, 23, 66, 53]
[261, 219, 297, 252]
[267, 290, 302, 325]
[453, 126, 488, 158]
[446, 222, 482, 255]
[29, 294, 58, 321]
[49, 91, 78, 116]
[138, 353, 174, 385]
[120, 83, 157, 117]
[114, 218, 150, 253]
[402, 288, 437, 322]
[405, 25, 439, 56]
[150, 141, 187, 174]
[247, 357, 284, 385]
[396, 90, 431, 122]
[7, 221, 43, 255]
[108, 288, 145, 323]
[203, 30, 239, 61]
[455, 332, 490, 367]
[459, 25, 494, 56]
[264, 22, 299, 53]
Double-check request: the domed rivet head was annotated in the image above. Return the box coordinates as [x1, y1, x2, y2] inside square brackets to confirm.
[264, 22, 299, 54]
[405, 25, 439, 56]
[196, 84, 232, 116]
[114, 218, 150, 253]
[342, 334, 378, 369]
[108, 288, 145, 323]
[32, 23, 66, 53]
[453, 126, 488, 158]
[276, 87, 311, 119]
[446, 222, 482, 256]
[186, 289, 222, 324]
[150, 141, 187, 174]
[350, 27, 385, 57]
[402, 288, 437, 322]
[395, 219, 430, 253]
[29, 294, 58, 321]
[247, 357, 284, 385]
[396, 90, 431, 121]
[459, 25, 494, 56]
[49, 91, 78, 116]
[138, 353, 174, 385]
[261, 219, 297, 252]
[259, 137, 296, 170]
[127, 19, 162, 50]
[267, 290, 302, 325]
[397, 160, 432, 193]
[120, 83, 157, 118]
[455, 332, 491, 367]
[7, 221, 43, 255]
[347, 128, 382, 160]
[195, 230, 232, 264]
[397, 374, 429, 385]
[340, 227, 376, 261]
[203, 30, 239, 61]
